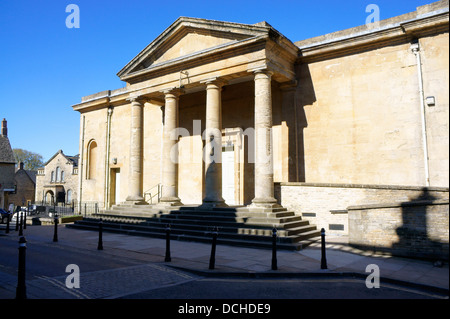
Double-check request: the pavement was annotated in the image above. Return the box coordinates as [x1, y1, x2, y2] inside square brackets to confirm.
[0, 223, 448, 299]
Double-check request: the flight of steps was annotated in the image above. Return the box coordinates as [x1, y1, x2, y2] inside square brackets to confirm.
[66, 204, 321, 250]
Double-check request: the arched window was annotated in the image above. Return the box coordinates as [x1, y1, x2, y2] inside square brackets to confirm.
[61, 171, 65, 182]
[87, 139, 98, 179]
[56, 166, 61, 182]
[67, 189, 72, 203]
[51, 171, 55, 182]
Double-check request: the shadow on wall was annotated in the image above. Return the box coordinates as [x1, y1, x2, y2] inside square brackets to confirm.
[348, 187, 449, 261]
[294, 63, 316, 182]
[392, 188, 449, 261]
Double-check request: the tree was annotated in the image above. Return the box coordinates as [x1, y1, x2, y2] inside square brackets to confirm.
[13, 148, 44, 171]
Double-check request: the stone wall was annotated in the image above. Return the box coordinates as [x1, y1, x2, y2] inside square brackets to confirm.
[0, 163, 15, 209]
[9, 169, 35, 206]
[275, 182, 449, 235]
[348, 199, 449, 260]
[296, 27, 449, 188]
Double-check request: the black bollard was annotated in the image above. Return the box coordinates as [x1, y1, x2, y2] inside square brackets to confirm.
[16, 236, 27, 299]
[209, 227, 218, 270]
[165, 224, 171, 262]
[23, 209, 27, 230]
[320, 228, 328, 269]
[272, 228, 278, 270]
[6, 213, 10, 234]
[18, 212, 23, 236]
[15, 209, 19, 231]
[97, 218, 103, 250]
[53, 214, 58, 242]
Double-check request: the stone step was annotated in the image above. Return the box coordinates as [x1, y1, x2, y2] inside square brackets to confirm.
[66, 222, 318, 250]
[67, 206, 321, 250]
[93, 212, 307, 232]
[99, 210, 302, 228]
[106, 206, 294, 219]
[86, 214, 309, 231]
[73, 217, 310, 241]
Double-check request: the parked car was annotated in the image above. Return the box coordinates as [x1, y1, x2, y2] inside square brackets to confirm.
[0, 208, 13, 224]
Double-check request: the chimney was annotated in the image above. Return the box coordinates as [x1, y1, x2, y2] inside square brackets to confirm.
[1, 118, 7, 137]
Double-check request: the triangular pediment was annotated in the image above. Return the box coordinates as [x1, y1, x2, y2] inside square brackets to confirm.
[117, 17, 272, 80]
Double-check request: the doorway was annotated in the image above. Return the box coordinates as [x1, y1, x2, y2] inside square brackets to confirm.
[222, 144, 235, 205]
[110, 168, 121, 206]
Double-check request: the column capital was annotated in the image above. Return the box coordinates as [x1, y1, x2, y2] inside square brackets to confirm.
[200, 77, 227, 88]
[126, 95, 145, 104]
[161, 87, 184, 98]
[249, 67, 274, 77]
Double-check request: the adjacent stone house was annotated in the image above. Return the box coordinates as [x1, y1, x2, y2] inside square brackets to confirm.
[8, 162, 37, 207]
[35, 150, 79, 205]
[0, 118, 16, 210]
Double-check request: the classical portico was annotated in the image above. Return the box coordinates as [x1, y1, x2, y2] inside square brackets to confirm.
[73, 17, 298, 212]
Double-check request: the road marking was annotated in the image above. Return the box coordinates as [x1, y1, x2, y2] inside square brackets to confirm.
[36, 275, 91, 299]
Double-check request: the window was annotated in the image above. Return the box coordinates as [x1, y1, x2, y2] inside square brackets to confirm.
[51, 171, 55, 182]
[67, 189, 72, 203]
[56, 166, 61, 182]
[61, 171, 65, 182]
[87, 139, 98, 179]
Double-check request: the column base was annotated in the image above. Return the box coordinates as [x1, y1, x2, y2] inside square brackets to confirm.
[156, 197, 183, 208]
[249, 197, 281, 211]
[200, 199, 228, 209]
[124, 196, 147, 205]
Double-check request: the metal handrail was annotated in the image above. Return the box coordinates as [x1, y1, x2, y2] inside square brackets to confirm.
[143, 183, 161, 204]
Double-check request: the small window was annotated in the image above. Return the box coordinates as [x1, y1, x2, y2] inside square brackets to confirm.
[61, 171, 65, 182]
[51, 171, 55, 182]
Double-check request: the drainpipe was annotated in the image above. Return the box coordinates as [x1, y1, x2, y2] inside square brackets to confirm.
[104, 107, 113, 208]
[411, 40, 430, 187]
[78, 115, 85, 213]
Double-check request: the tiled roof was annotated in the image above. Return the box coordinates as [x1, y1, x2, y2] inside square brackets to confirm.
[0, 135, 15, 164]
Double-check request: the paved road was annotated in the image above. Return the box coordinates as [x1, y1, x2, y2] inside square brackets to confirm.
[1, 233, 446, 301]
[0, 234, 197, 299]
[121, 276, 446, 299]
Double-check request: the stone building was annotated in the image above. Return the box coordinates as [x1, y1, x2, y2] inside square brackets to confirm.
[0, 118, 16, 210]
[8, 162, 37, 207]
[35, 150, 79, 205]
[71, 1, 449, 254]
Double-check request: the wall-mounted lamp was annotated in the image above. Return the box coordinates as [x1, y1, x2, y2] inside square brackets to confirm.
[112, 157, 117, 165]
[425, 96, 435, 107]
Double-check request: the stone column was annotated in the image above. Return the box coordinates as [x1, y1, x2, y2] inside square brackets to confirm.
[125, 96, 146, 204]
[202, 79, 226, 207]
[252, 70, 278, 208]
[159, 89, 182, 206]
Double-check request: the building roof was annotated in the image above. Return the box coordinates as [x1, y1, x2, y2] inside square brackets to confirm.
[15, 163, 37, 185]
[295, 0, 449, 62]
[0, 135, 15, 164]
[42, 149, 79, 167]
[116, 16, 298, 82]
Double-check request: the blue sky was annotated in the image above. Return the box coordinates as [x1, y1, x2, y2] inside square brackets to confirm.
[0, 0, 435, 162]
